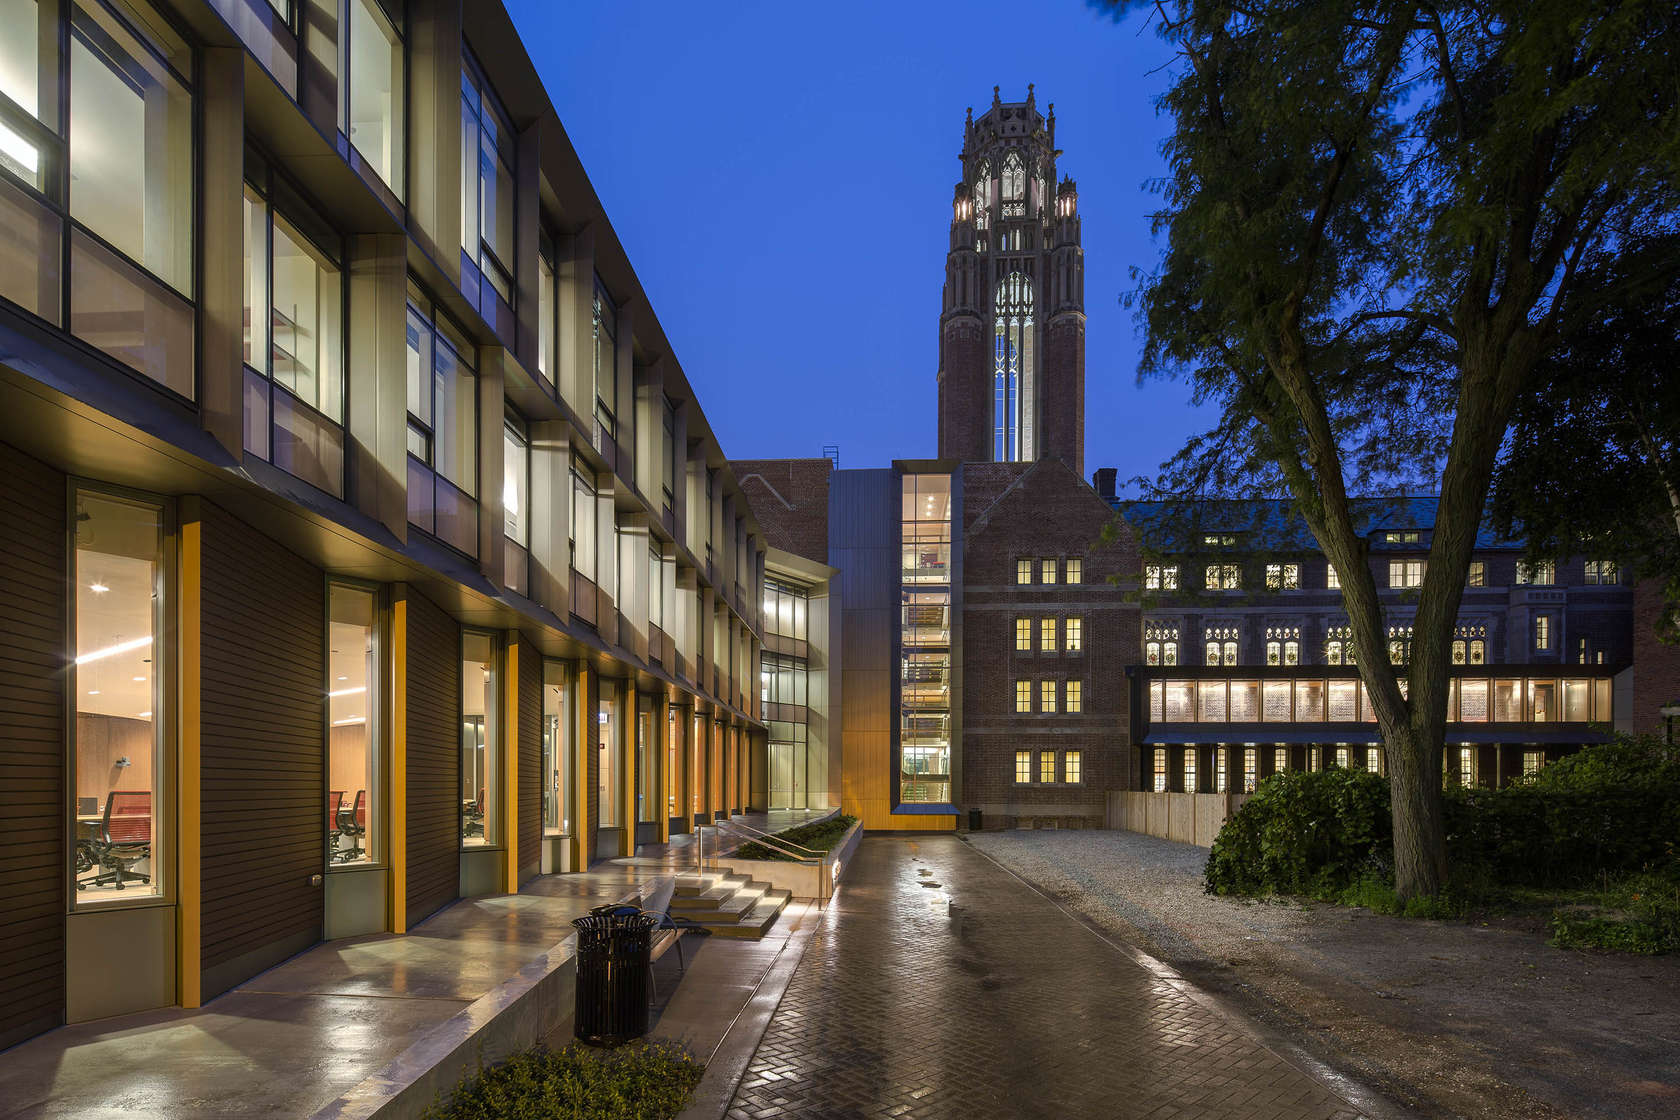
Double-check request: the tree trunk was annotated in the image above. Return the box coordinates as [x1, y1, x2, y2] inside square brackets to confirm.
[1385, 722, 1447, 901]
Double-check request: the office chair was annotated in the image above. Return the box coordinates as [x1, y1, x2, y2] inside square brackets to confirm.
[79, 790, 152, 890]
[464, 786, 486, 838]
[328, 790, 344, 859]
[335, 790, 366, 861]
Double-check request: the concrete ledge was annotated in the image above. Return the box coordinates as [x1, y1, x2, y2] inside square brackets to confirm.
[715, 817, 861, 901]
[309, 876, 668, 1120]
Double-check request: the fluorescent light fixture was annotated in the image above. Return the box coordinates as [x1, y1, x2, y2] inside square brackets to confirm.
[0, 120, 40, 175]
[332, 716, 366, 726]
[328, 685, 366, 698]
[90, 582, 109, 594]
[87, 689, 100, 696]
[138, 711, 152, 718]
[76, 636, 152, 665]
[132, 675, 147, 682]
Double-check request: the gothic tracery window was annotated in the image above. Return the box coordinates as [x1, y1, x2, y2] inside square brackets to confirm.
[1002, 151, 1025, 201]
[993, 271, 1034, 462]
[973, 160, 990, 230]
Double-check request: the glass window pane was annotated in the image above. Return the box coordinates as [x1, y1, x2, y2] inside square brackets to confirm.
[433, 474, 478, 556]
[432, 338, 476, 493]
[74, 489, 163, 903]
[70, 229, 193, 396]
[347, 0, 402, 196]
[461, 631, 497, 847]
[542, 662, 568, 835]
[272, 383, 345, 496]
[502, 423, 527, 544]
[598, 679, 619, 827]
[458, 95, 477, 256]
[572, 469, 595, 581]
[0, 170, 62, 322]
[0, 0, 48, 123]
[270, 215, 342, 421]
[242, 187, 267, 368]
[405, 305, 430, 425]
[70, 0, 192, 294]
[328, 584, 377, 865]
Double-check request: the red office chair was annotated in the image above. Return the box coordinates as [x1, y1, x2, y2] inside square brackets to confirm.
[79, 791, 152, 890]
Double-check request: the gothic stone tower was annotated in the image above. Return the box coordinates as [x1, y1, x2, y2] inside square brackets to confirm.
[937, 85, 1086, 476]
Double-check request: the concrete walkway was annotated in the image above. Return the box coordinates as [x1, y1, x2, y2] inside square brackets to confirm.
[722, 835, 1392, 1120]
[0, 810, 827, 1120]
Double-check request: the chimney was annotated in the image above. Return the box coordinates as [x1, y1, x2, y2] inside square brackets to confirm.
[1092, 467, 1117, 503]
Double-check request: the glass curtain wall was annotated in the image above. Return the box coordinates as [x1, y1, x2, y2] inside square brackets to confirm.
[327, 584, 377, 864]
[460, 631, 498, 847]
[900, 472, 952, 803]
[72, 488, 165, 902]
[242, 168, 346, 496]
[541, 661, 569, 836]
[0, 0, 194, 390]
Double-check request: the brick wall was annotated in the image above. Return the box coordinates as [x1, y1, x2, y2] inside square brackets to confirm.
[937, 317, 990, 464]
[1040, 315, 1085, 478]
[731, 458, 833, 564]
[1633, 579, 1680, 738]
[959, 459, 1140, 824]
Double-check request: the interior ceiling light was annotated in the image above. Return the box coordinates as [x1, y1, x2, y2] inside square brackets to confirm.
[328, 685, 366, 698]
[89, 581, 109, 593]
[87, 689, 100, 695]
[132, 675, 146, 682]
[77, 636, 152, 664]
[138, 711, 151, 718]
[331, 716, 366, 726]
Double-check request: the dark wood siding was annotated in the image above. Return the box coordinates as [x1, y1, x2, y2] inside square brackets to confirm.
[0, 442, 66, 1050]
[405, 589, 459, 926]
[198, 502, 325, 998]
[517, 638, 540, 884]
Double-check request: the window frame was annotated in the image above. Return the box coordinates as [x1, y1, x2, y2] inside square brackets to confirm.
[326, 578, 383, 870]
[1039, 679, 1056, 713]
[1014, 679, 1031, 713]
[405, 288, 479, 556]
[460, 49, 516, 305]
[1014, 617, 1031, 652]
[1064, 616, 1082, 653]
[1014, 749, 1032, 784]
[341, 0, 405, 200]
[1065, 679, 1082, 713]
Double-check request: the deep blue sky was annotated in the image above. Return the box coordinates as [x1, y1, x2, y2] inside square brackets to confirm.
[506, 0, 1212, 480]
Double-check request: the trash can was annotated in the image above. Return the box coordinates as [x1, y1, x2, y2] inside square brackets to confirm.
[968, 808, 983, 832]
[572, 904, 658, 1045]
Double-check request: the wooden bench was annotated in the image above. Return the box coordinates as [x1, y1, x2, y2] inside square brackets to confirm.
[638, 878, 689, 999]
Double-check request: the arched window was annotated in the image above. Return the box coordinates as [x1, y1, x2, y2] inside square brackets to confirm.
[993, 272, 1033, 461]
[1002, 151, 1025, 201]
[972, 160, 990, 230]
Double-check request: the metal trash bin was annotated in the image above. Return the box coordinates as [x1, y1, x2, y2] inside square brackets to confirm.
[572, 904, 658, 1045]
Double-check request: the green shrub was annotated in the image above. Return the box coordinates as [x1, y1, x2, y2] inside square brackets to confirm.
[735, 815, 858, 862]
[1549, 870, 1680, 955]
[1204, 768, 1392, 898]
[422, 1040, 703, 1120]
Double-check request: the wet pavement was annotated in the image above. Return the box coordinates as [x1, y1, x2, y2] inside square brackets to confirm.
[724, 835, 1377, 1120]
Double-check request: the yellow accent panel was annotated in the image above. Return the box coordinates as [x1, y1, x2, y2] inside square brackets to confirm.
[178, 518, 202, 1008]
[656, 695, 670, 843]
[503, 637, 519, 893]
[573, 666, 589, 869]
[843, 798, 956, 832]
[390, 598, 407, 932]
[623, 686, 638, 852]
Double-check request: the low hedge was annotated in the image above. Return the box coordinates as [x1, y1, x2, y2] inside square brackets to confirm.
[1205, 736, 1680, 901]
[422, 1040, 702, 1120]
[734, 815, 858, 862]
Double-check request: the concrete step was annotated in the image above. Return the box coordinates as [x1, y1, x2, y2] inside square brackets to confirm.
[668, 882, 771, 920]
[704, 889, 792, 939]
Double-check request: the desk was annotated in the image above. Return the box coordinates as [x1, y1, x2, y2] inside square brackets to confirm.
[76, 815, 103, 841]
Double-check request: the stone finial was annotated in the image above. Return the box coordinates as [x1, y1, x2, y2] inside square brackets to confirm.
[1026, 83, 1036, 109]
[992, 85, 1002, 108]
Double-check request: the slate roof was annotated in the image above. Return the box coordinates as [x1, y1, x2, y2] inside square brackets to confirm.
[1111, 495, 1524, 553]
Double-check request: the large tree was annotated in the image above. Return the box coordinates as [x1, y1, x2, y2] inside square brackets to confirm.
[1104, 0, 1680, 898]
[1490, 232, 1680, 635]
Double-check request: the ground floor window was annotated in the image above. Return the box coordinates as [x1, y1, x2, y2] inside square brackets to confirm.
[542, 662, 569, 835]
[1182, 749, 1197, 792]
[667, 706, 683, 820]
[637, 695, 658, 824]
[461, 631, 498, 846]
[1242, 748, 1257, 793]
[1274, 747, 1288, 777]
[1522, 749, 1544, 777]
[598, 680, 620, 828]
[1015, 750, 1032, 783]
[73, 488, 166, 902]
[769, 720, 808, 810]
[1064, 751, 1082, 784]
[1152, 749, 1167, 792]
[1456, 746, 1477, 788]
[1215, 747, 1228, 792]
[1366, 747, 1381, 775]
[328, 584, 377, 864]
[1334, 746, 1350, 769]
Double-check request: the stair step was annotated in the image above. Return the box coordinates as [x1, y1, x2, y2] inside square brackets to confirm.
[705, 890, 792, 939]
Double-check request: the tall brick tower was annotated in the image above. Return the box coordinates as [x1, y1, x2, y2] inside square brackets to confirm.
[937, 85, 1086, 476]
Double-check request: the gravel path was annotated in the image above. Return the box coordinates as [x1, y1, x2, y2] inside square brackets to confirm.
[967, 829, 1680, 1120]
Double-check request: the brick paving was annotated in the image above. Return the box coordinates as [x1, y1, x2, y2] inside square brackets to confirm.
[724, 835, 1371, 1120]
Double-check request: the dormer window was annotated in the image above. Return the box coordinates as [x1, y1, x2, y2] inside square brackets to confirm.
[1383, 530, 1421, 544]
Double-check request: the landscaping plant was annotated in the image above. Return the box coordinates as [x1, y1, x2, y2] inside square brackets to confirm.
[422, 1040, 703, 1120]
[734, 815, 858, 862]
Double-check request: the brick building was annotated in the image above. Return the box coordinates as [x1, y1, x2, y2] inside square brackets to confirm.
[1632, 579, 1680, 741]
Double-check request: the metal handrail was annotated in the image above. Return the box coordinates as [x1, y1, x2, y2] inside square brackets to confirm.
[714, 818, 824, 857]
[711, 820, 820, 866]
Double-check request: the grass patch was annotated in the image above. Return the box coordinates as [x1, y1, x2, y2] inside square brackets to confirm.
[1548, 871, 1680, 955]
[422, 1040, 703, 1120]
[734, 815, 858, 862]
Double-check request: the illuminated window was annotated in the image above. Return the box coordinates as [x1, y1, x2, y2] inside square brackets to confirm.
[1065, 617, 1083, 652]
[1535, 615, 1551, 650]
[1203, 534, 1237, 547]
[1015, 750, 1032, 783]
[1183, 749, 1197, 792]
[345, 0, 404, 197]
[1065, 751, 1082, 784]
[994, 273, 1034, 460]
[461, 631, 500, 847]
[1065, 558, 1082, 584]
[1457, 746, 1476, 787]
[407, 293, 479, 556]
[1242, 748, 1257, 793]
[1040, 617, 1056, 652]
[1326, 625, 1356, 666]
[1265, 625, 1300, 666]
[1015, 680, 1031, 713]
[1040, 680, 1057, 713]
[1366, 747, 1381, 774]
[1206, 564, 1241, 590]
[1214, 748, 1228, 792]
[1384, 530, 1421, 544]
[1017, 558, 1033, 584]
[1466, 561, 1485, 587]
[1388, 559, 1424, 588]
[1015, 617, 1031, 651]
[1522, 750, 1543, 776]
[1516, 560, 1555, 586]
[1205, 625, 1239, 666]
[1265, 563, 1299, 590]
[1040, 750, 1055, 783]
[328, 584, 378, 866]
[1273, 747, 1288, 776]
[461, 52, 515, 304]
[1065, 680, 1082, 713]
[592, 277, 619, 442]
[1041, 558, 1057, 584]
[1326, 564, 1340, 589]
[1584, 560, 1618, 585]
[1002, 150, 1025, 201]
[1388, 624, 1413, 665]
[1335, 747, 1349, 769]
[1145, 623, 1179, 666]
[1145, 563, 1179, 590]
[1152, 749, 1167, 792]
